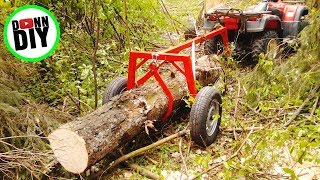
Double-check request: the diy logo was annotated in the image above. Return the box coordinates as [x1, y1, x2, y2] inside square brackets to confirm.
[4, 5, 60, 62]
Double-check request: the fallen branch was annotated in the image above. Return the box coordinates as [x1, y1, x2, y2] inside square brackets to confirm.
[101, 130, 188, 175]
[125, 162, 159, 179]
[311, 96, 319, 115]
[43, 160, 58, 175]
[282, 97, 310, 128]
[179, 138, 188, 175]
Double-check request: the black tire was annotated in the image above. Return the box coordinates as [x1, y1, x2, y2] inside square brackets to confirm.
[190, 86, 222, 147]
[233, 34, 253, 62]
[204, 35, 224, 55]
[102, 76, 128, 105]
[251, 31, 280, 63]
[234, 45, 251, 62]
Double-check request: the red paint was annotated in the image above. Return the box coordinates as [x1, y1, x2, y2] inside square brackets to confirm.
[248, 16, 259, 21]
[19, 18, 34, 29]
[268, 2, 286, 12]
[268, 1, 301, 21]
[223, 17, 239, 30]
[209, 16, 217, 21]
[282, 5, 298, 21]
[265, 19, 279, 29]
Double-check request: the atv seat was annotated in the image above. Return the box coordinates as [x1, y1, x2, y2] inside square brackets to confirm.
[267, 7, 284, 19]
[251, 2, 268, 12]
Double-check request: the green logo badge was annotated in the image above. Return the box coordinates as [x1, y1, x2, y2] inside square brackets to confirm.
[3, 5, 60, 62]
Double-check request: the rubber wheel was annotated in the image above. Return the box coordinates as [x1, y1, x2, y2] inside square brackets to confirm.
[233, 35, 252, 62]
[204, 35, 224, 55]
[251, 31, 280, 63]
[190, 86, 222, 147]
[102, 76, 128, 105]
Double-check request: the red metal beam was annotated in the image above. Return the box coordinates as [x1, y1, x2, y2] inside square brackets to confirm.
[163, 27, 228, 53]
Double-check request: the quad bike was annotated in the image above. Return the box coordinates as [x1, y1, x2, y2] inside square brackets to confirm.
[185, 0, 309, 62]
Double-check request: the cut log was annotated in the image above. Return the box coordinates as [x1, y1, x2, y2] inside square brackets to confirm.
[48, 55, 220, 174]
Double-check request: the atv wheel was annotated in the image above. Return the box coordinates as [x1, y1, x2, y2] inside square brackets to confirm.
[233, 34, 252, 62]
[251, 31, 280, 63]
[204, 35, 224, 55]
[190, 86, 222, 147]
[102, 76, 128, 105]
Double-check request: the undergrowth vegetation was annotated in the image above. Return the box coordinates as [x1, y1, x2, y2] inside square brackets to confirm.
[0, 0, 189, 178]
[228, 5, 320, 178]
[0, 61, 73, 177]
[0, 0, 319, 179]
[2, 0, 177, 115]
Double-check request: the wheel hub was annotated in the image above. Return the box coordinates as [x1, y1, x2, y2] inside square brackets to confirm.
[266, 38, 279, 59]
[206, 100, 220, 136]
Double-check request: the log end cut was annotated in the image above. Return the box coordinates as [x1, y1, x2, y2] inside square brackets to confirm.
[48, 128, 88, 173]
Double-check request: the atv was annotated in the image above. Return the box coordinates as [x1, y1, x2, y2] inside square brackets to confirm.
[186, 0, 309, 63]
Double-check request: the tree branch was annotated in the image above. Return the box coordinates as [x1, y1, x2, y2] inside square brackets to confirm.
[100, 130, 188, 178]
[92, 0, 100, 109]
[125, 162, 159, 179]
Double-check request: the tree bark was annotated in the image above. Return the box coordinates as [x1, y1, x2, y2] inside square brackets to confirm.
[48, 55, 220, 174]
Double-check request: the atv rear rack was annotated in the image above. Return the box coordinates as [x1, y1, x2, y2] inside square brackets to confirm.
[205, 9, 272, 18]
[127, 27, 228, 120]
[282, 0, 305, 3]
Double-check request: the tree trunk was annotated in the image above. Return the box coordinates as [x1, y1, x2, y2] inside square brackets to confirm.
[48, 55, 220, 174]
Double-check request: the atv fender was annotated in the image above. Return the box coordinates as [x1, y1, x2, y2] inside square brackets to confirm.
[295, 6, 308, 21]
[246, 15, 282, 33]
[282, 6, 309, 38]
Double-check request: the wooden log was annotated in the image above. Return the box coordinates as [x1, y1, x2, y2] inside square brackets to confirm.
[48, 55, 220, 174]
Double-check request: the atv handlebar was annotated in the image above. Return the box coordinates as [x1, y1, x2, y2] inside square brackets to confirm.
[206, 8, 244, 16]
[205, 8, 272, 19]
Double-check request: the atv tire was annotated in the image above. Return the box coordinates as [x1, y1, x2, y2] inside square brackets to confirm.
[102, 76, 128, 105]
[190, 86, 222, 147]
[204, 35, 224, 55]
[251, 31, 280, 63]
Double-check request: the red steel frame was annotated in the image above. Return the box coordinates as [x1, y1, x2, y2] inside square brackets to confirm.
[127, 27, 228, 120]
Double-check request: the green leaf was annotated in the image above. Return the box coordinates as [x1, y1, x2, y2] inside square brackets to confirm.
[315, 108, 320, 117]
[282, 167, 297, 180]
[212, 114, 220, 122]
